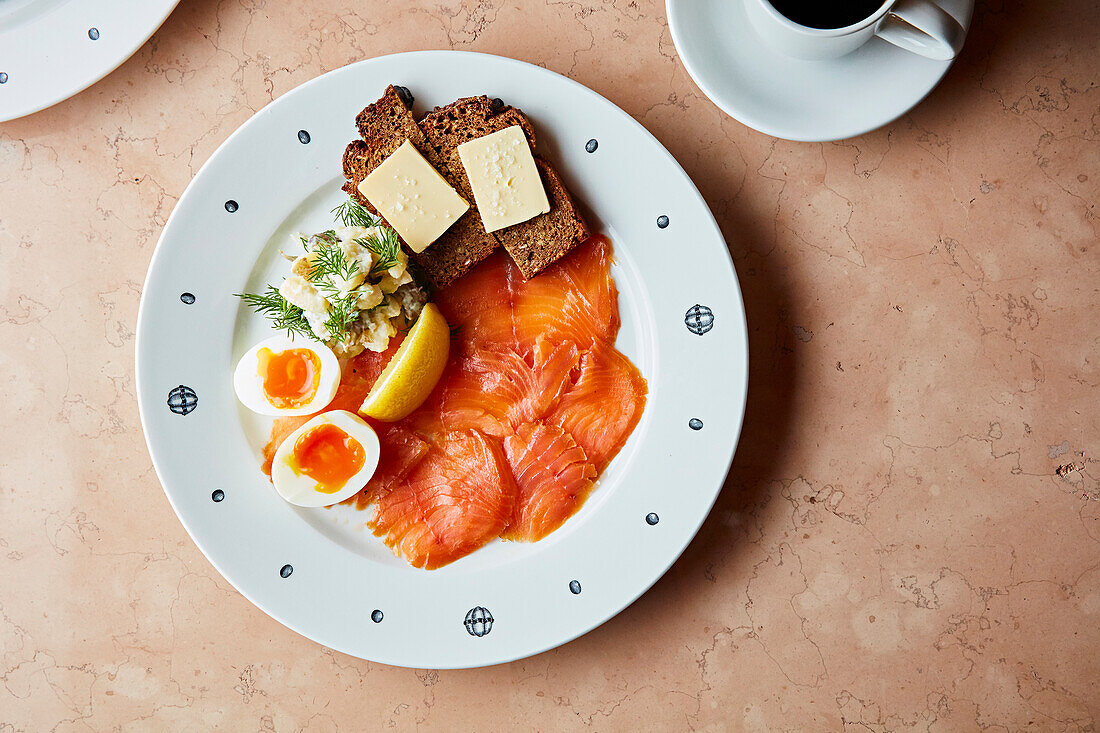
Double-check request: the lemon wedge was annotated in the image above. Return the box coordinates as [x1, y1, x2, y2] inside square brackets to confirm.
[359, 302, 451, 422]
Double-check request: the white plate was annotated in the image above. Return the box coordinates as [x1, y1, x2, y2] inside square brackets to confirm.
[666, 0, 973, 141]
[136, 51, 749, 669]
[0, 0, 180, 122]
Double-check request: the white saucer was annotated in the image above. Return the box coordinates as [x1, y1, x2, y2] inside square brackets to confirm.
[666, 0, 973, 141]
[0, 0, 180, 122]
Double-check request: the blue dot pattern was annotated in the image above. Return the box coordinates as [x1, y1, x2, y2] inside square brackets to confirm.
[88, 28, 100, 40]
[646, 513, 659, 526]
[225, 200, 238, 213]
[298, 130, 311, 144]
[280, 564, 293, 578]
[585, 139, 598, 153]
[0, 73, 8, 84]
[180, 292, 195, 305]
[569, 580, 582, 594]
[689, 418, 703, 431]
[371, 609, 384, 623]
[211, 489, 225, 502]
[657, 215, 669, 229]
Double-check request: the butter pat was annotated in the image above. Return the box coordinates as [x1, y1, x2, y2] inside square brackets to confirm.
[358, 140, 468, 253]
[457, 125, 550, 233]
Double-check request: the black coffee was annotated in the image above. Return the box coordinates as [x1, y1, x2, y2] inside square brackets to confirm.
[767, 0, 884, 29]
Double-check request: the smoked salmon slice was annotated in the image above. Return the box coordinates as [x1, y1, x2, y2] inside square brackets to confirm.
[512, 235, 620, 356]
[545, 339, 647, 472]
[433, 250, 518, 352]
[502, 423, 597, 542]
[368, 430, 517, 569]
[552, 234, 621, 340]
[345, 424, 429, 510]
[437, 340, 579, 437]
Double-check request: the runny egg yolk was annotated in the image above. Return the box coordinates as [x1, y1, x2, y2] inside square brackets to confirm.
[288, 423, 366, 494]
[257, 347, 321, 409]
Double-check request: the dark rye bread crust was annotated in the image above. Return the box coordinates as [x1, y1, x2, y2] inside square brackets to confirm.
[341, 86, 589, 285]
[340, 86, 497, 290]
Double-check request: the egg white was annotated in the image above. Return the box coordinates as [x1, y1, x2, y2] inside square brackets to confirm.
[233, 334, 340, 416]
[270, 411, 380, 507]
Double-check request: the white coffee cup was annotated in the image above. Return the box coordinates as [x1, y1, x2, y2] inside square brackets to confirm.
[744, 0, 966, 61]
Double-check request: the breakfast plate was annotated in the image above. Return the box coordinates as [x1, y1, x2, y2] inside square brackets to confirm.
[0, 0, 180, 122]
[666, 0, 973, 141]
[136, 51, 748, 668]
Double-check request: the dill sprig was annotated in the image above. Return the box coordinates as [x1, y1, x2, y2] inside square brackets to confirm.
[354, 226, 402, 277]
[308, 240, 360, 287]
[332, 197, 383, 228]
[304, 239, 363, 340]
[322, 293, 360, 337]
[236, 286, 313, 340]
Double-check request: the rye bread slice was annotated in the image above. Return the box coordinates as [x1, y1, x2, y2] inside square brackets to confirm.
[419, 96, 589, 277]
[488, 156, 590, 280]
[419, 96, 537, 199]
[354, 85, 432, 169]
[341, 86, 498, 289]
[341, 139, 376, 208]
[342, 88, 589, 285]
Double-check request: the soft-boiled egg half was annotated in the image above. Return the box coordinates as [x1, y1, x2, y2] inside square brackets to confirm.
[233, 334, 340, 416]
[271, 411, 380, 507]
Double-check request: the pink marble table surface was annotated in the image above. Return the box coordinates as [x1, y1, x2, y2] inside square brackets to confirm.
[1, 0, 1097, 729]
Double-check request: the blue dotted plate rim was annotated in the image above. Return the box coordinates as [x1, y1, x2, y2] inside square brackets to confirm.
[0, 0, 182, 122]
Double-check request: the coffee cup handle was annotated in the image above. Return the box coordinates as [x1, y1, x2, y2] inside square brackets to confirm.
[874, 0, 966, 61]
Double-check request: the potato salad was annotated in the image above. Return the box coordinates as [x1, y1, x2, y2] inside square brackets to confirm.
[239, 215, 427, 357]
